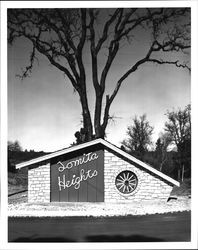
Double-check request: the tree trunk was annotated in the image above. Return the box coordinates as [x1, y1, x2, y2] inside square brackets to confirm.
[79, 87, 93, 141]
[94, 94, 105, 139]
[181, 164, 184, 182]
[178, 168, 181, 181]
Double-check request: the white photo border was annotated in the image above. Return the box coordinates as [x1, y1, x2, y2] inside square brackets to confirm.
[1, 1, 197, 249]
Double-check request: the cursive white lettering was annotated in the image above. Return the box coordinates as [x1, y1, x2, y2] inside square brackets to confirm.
[57, 152, 99, 172]
[57, 161, 65, 172]
[91, 153, 99, 161]
[58, 168, 98, 191]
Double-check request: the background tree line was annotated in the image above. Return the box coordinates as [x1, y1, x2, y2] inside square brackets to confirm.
[121, 104, 191, 181]
[8, 141, 48, 172]
[8, 104, 191, 182]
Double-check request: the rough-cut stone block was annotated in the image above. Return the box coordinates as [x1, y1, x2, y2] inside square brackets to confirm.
[104, 149, 173, 202]
[28, 163, 50, 203]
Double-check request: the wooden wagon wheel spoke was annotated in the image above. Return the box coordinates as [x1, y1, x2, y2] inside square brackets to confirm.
[128, 174, 134, 181]
[115, 171, 138, 194]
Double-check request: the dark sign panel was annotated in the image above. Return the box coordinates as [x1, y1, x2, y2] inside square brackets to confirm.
[50, 149, 104, 202]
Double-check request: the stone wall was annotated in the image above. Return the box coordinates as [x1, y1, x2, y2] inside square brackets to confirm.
[28, 163, 50, 202]
[104, 150, 173, 202]
[27, 149, 173, 203]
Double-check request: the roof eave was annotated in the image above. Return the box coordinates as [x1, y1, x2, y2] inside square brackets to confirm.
[15, 138, 103, 169]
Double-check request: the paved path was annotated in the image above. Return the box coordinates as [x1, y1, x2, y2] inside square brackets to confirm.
[8, 211, 190, 242]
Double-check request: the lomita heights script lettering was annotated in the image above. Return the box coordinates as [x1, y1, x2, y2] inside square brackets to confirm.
[57, 152, 99, 191]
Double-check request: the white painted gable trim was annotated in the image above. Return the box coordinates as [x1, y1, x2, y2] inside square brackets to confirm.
[15, 138, 180, 187]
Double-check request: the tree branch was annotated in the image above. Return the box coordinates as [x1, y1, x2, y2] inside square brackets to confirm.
[55, 9, 77, 53]
[102, 31, 190, 129]
[16, 44, 37, 80]
[75, 9, 87, 85]
[88, 9, 100, 91]
[38, 12, 80, 82]
[147, 58, 191, 72]
[114, 8, 163, 42]
[31, 37, 79, 90]
[95, 9, 121, 53]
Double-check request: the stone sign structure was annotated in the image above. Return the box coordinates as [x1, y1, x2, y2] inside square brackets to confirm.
[16, 139, 179, 203]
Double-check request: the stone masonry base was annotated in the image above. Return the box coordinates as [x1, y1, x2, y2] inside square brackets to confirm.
[104, 150, 173, 202]
[27, 150, 173, 203]
[28, 163, 50, 202]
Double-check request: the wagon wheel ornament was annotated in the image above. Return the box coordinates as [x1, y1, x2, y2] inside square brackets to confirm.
[115, 171, 138, 194]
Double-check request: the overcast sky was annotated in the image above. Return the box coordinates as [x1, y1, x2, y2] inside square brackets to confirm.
[8, 8, 191, 152]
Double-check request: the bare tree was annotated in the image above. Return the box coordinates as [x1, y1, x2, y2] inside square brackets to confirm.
[8, 8, 190, 142]
[165, 104, 191, 149]
[121, 114, 154, 157]
[165, 104, 191, 180]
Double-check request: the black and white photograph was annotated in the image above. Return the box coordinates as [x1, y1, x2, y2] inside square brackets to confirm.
[1, 1, 198, 249]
